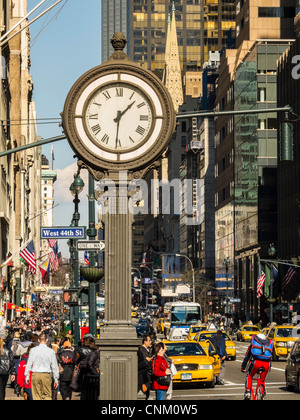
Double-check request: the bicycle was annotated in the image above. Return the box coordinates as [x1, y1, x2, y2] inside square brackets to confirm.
[244, 367, 267, 400]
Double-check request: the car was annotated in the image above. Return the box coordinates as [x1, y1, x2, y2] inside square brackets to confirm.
[285, 339, 300, 392]
[135, 318, 156, 341]
[168, 327, 189, 341]
[187, 325, 208, 341]
[267, 325, 299, 361]
[236, 325, 261, 342]
[163, 340, 221, 388]
[194, 330, 237, 361]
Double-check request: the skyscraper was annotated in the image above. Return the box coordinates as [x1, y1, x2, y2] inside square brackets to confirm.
[101, 0, 129, 62]
[129, 0, 235, 73]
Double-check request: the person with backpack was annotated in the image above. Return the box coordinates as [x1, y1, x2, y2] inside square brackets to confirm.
[241, 333, 274, 400]
[0, 338, 16, 400]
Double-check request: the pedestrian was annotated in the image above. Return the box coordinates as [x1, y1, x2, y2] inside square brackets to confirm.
[163, 343, 176, 400]
[57, 340, 75, 400]
[71, 335, 96, 395]
[17, 344, 35, 400]
[24, 332, 59, 400]
[209, 330, 227, 385]
[0, 338, 16, 400]
[152, 341, 171, 401]
[137, 335, 153, 399]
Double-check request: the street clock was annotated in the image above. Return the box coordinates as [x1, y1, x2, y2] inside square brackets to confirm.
[62, 32, 176, 173]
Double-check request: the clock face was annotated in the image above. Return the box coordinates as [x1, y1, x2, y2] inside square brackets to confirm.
[84, 82, 154, 152]
[62, 65, 176, 172]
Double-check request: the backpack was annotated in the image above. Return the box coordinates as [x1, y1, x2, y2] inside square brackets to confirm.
[251, 336, 273, 361]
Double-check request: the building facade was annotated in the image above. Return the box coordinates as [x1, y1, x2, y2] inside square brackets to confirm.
[129, 0, 235, 74]
[0, 0, 41, 314]
[101, 0, 130, 62]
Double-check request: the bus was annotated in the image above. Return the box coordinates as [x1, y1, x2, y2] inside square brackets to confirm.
[164, 301, 202, 339]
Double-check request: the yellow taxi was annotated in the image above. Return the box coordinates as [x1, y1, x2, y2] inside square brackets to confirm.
[164, 340, 221, 388]
[267, 325, 299, 361]
[194, 331, 236, 361]
[157, 318, 164, 334]
[237, 325, 261, 342]
[187, 325, 207, 341]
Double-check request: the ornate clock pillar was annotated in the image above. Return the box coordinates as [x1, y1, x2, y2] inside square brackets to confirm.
[98, 173, 138, 400]
[62, 32, 176, 400]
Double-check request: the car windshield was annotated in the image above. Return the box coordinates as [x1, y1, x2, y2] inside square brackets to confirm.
[198, 332, 230, 341]
[170, 306, 201, 326]
[191, 326, 206, 333]
[275, 328, 293, 338]
[138, 318, 149, 324]
[166, 342, 206, 357]
[243, 326, 260, 332]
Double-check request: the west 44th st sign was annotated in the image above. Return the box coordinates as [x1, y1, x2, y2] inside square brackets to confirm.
[41, 227, 86, 239]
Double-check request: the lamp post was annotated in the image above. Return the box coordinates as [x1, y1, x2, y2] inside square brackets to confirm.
[175, 254, 195, 302]
[69, 172, 85, 346]
[223, 257, 230, 331]
[268, 243, 276, 324]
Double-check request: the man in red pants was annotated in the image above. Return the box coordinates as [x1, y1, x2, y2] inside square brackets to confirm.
[241, 333, 273, 400]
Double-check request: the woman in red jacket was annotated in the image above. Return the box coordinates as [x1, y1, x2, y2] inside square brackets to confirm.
[152, 342, 171, 400]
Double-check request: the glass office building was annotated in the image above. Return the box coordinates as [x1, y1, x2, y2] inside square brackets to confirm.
[129, 0, 235, 73]
[234, 41, 292, 319]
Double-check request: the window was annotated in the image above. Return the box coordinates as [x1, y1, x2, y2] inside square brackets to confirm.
[258, 7, 296, 18]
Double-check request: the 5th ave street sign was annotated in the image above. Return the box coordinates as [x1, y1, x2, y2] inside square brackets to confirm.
[41, 227, 86, 239]
[76, 240, 105, 251]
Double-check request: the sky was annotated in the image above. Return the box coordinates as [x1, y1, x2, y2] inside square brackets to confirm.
[27, 0, 102, 256]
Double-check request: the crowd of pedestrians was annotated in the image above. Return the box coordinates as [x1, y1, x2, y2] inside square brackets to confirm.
[0, 301, 100, 400]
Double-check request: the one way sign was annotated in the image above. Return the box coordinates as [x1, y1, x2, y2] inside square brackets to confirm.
[76, 240, 105, 251]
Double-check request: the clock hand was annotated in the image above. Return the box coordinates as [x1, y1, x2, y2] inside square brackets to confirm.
[119, 101, 136, 119]
[114, 110, 122, 124]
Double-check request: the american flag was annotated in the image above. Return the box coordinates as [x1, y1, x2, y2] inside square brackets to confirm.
[20, 240, 36, 276]
[84, 251, 89, 266]
[48, 239, 57, 248]
[257, 271, 266, 298]
[282, 267, 296, 293]
[50, 242, 59, 272]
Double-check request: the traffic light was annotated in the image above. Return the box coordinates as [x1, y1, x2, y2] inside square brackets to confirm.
[152, 268, 160, 281]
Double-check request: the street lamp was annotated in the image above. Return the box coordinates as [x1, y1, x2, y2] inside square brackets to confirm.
[223, 257, 230, 331]
[69, 172, 85, 346]
[175, 254, 195, 302]
[268, 243, 276, 324]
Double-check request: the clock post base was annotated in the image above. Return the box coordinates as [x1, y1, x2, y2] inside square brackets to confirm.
[96, 325, 140, 401]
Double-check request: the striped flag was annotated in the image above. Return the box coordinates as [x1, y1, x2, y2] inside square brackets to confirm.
[282, 267, 296, 293]
[50, 242, 59, 272]
[84, 251, 89, 266]
[48, 239, 57, 248]
[257, 271, 266, 298]
[20, 240, 36, 276]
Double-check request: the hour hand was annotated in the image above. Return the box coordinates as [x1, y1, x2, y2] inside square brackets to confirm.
[120, 101, 135, 118]
[114, 110, 122, 123]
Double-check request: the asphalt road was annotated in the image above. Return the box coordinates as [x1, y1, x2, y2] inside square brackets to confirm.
[171, 341, 300, 401]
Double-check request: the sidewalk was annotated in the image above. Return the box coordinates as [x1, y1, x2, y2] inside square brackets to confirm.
[4, 387, 80, 401]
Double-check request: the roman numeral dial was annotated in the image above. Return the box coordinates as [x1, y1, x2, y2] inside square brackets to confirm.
[85, 82, 153, 152]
